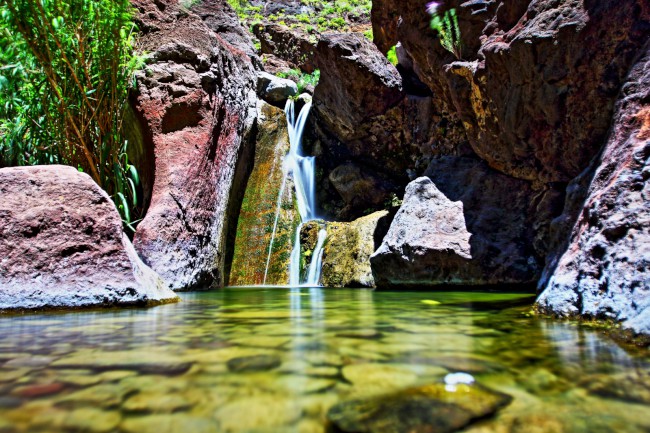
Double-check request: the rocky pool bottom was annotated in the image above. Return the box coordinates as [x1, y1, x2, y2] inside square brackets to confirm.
[0, 288, 648, 433]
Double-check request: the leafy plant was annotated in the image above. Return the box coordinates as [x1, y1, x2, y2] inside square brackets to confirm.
[427, 2, 462, 60]
[386, 45, 399, 66]
[277, 69, 320, 94]
[0, 0, 145, 229]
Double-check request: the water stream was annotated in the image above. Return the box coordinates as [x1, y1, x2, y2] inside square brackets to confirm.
[264, 99, 327, 287]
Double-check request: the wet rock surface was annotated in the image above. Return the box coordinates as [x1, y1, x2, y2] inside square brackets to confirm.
[131, 0, 257, 290]
[320, 211, 392, 288]
[227, 101, 299, 286]
[537, 42, 650, 335]
[328, 381, 512, 433]
[0, 165, 178, 310]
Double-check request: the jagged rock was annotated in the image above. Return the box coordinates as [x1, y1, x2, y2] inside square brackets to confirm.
[371, 156, 551, 288]
[0, 165, 178, 310]
[320, 211, 392, 288]
[536, 44, 650, 335]
[309, 31, 468, 219]
[257, 71, 298, 106]
[312, 32, 404, 147]
[131, 0, 257, 290]
[254, 23, 317, 73]
[386, 0, 649, 182]
[191, 0, 262, 68]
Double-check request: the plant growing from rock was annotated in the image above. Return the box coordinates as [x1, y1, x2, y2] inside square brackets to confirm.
[0, 0, 145, 230]
[427, 2, 462, 60]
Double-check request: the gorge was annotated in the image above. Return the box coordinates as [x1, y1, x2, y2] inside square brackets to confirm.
[0, 0, 649, 432]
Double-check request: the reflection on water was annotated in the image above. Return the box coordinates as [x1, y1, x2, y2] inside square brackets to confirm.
[0, 288, 648, 433]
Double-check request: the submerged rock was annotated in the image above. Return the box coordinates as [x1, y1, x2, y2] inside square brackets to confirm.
[328, 381, 512, 433]
[226, 354, 282, 373]
[0, 165, 178, 310]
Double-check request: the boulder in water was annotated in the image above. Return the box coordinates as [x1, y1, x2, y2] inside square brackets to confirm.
[0, 165, 178, 310]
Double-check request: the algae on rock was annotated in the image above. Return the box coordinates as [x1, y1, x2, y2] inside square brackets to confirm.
[229, 101, 300, 286]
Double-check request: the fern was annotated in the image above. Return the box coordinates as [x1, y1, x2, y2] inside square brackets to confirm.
[429, 7, 462, 60]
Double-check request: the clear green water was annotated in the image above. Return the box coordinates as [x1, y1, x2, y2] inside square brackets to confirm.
[0, 288, 648, 433]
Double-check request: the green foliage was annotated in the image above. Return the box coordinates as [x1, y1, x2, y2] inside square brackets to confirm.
[430, 8, 462, 60]
[229, 0, 372, 34]
[277, 69, 320, 94]
[386, 45, 399, 66]
[0, 0, 145, 229]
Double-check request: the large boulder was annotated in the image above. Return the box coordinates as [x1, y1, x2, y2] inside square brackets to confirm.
[536, 44, 650, 335]
[370, 156, 558, 288]
[0, 166, 178, 310]
[320, 211, 392, 288]
[131, 0, 258, 290]
[313, 32, 404, 143]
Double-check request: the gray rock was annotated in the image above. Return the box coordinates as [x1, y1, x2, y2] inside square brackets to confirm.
[0, 166, 178, 310]
[371, 157, 543, 288]
[257, 71, 298, 105]
[536, 44, 650, 336]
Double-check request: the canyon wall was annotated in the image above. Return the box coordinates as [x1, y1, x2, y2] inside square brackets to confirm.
[130, 0, 258, 290]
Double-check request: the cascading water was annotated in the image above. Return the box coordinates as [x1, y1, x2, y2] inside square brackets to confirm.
[263, 98, 327, 287]
[305, 228, 327, 286]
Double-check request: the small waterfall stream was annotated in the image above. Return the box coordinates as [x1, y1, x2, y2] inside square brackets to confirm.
[263, 99, 327, 287]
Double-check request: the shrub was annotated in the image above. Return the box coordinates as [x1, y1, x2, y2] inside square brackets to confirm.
[0, 0, 145, 229]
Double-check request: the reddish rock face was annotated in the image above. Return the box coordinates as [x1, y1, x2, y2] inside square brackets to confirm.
[131, 0, 257, 290]
[380, 0, 650, 182]
[0, 166, 178, 310]
[537, 45, 650, 335]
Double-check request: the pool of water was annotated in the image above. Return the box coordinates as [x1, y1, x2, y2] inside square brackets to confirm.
[0, 288, 648, 433]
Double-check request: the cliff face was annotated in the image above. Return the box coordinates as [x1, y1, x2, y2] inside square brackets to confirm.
[364, 0, 650, 332]
[130, 0, 258, 290]
[537, 43, 650, 335]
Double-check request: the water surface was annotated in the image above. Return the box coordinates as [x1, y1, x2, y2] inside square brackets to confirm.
[0, 288, 648, 432]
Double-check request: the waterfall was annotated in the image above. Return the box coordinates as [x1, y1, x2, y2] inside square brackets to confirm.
[289, 223, 303, 286]
[306, 228, 327, 286]
[262, 98, 325, 287]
